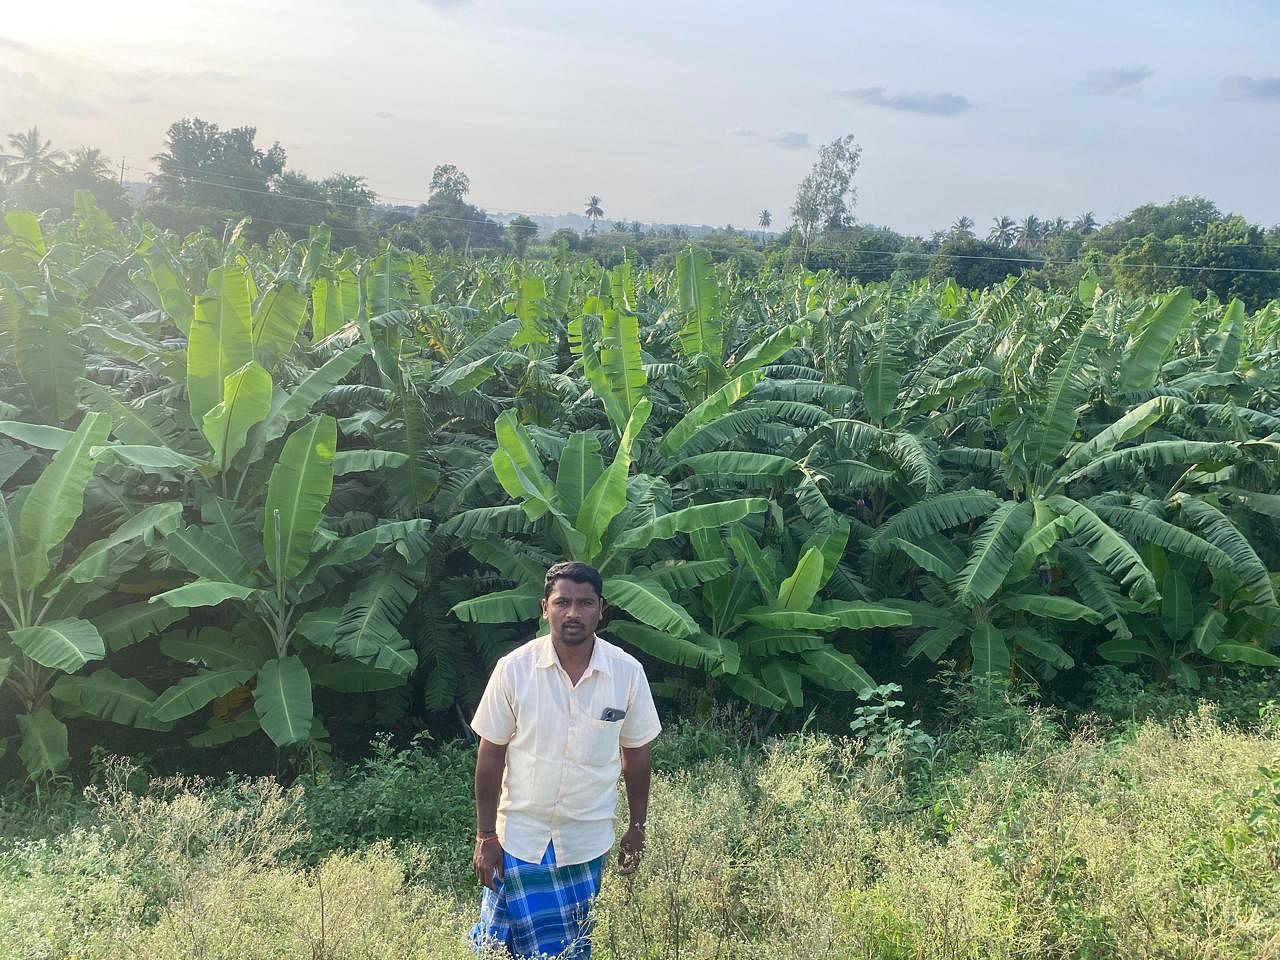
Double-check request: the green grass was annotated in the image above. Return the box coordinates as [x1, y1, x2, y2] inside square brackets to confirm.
[2, 704, 1280, 959]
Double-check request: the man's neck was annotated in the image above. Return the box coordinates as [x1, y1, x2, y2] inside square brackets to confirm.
[551, 633, 595, 678]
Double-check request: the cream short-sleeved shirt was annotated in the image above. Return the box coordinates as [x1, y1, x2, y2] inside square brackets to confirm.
[470, 633, 662, 866]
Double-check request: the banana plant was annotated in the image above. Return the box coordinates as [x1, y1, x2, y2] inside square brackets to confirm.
[1096, 545, 1280, 688]
[871, 294, 1272, 675]
[94, 244, 435, 748]
[0, 210, 136, 426]
[447, 402, 769, 641]
[871, 514, 1115, 678]
[615, 525, 907, 710]
[147, 413, 432, 747]
[0, 413, 183, 777]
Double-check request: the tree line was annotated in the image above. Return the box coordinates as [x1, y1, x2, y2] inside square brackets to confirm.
[2, 119, 1279, 306]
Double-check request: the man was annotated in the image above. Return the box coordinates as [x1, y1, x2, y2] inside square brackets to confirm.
[469, 561, 661, 959]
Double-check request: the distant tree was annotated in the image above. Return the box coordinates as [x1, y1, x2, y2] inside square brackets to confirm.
[1088, 196, 1220, 246]
[950, 216, 975, 238]
[66, 147, 112, 181]
[1107, 215, 1280, 308]
[630, 220, 644, 238]
[0, 126, 66, 185]
[1015, 215, 1043, 250]
[928, 236, 1026, 288]
[1182, 217, 1280, 306]
[429, 163, 470, 202]
[270, 170, 374, 247]
[49, 147, 129, 216]
[585, 195, 604, 232]
[1041, 225, 1087, 265]
[790, 134, 862, 252]
[1044, 216, 1069, 238]
[548, 227, 580, 251]
[988, 216, 1016, 247]
[404, 180, 503, 253]
[758, 209, 772, 230]
[320, 173, 376, 208]
[152, 118, 286, 214]
[611, 220, 627, 233]
[808, 224, 905, 282]
[1072, 211, 1098, 235]
[507, 214, 539, 257]
[0, 134, 133, 216]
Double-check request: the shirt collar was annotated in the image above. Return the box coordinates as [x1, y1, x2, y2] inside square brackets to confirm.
[535, 633, 612, 678]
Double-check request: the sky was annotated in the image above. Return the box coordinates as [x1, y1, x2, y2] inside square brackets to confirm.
[2, 0, 1279, 235]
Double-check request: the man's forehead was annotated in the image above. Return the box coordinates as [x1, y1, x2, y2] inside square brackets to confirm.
[547, 579, 598, 599]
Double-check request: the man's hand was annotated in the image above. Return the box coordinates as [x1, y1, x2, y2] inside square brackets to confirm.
[618, 824, 645, 876]
[619, 742, 652, 877]
[473, 836, 505, 891]
[473, 738, 508, 891]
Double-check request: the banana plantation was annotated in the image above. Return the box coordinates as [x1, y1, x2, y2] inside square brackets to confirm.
[2, 194, 1279, 781]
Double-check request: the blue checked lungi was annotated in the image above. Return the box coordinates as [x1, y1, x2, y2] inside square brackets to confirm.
[470, 840, 605, 959]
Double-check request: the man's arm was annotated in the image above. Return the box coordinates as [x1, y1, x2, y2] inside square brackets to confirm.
[472, 738, 508, 890]
[618, 742, 651, 875]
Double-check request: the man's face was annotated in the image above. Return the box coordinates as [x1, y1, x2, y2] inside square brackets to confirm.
[542, 578, 602, 646]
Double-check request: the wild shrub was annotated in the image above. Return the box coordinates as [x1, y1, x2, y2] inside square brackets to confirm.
[2, 715, 1280, 959]
[296, 733, 475, 879]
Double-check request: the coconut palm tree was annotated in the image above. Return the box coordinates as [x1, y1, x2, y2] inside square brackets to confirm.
[950, 216, 975, 238]
[584, 195, 604, 233]
[988, 216, 1016, 247]
[1015, 215, 1043, 250]
[0, 126, 66, 185]
[1073, 211, 1098, 235]
[66, 147, 112, 181]
[758, 209, 772, 230]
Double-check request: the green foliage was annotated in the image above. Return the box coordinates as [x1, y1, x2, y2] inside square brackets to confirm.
[5, 717, 1280, 958]
[297, 734, 476, 864]
[2, 202, 1280, 777]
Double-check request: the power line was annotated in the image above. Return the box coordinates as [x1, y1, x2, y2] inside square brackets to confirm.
[133, 158, 425, 205]
[796, 243, 1280, 276]
[126, 165, 516, 228]
[125, 160, 628, 225]
[128, 165, 386, 212]
[964, 232, 1277, 253]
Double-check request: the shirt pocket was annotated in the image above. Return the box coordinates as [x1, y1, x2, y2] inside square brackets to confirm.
[577, 716, 623, 766]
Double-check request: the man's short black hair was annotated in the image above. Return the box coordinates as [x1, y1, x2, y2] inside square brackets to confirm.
[544, 561, 603, 599]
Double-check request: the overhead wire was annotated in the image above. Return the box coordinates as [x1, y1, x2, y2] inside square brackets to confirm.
[791, 243, 1280, 275]
[124, 160, 589, 225]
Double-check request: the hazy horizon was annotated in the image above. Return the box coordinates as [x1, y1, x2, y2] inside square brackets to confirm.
[3, 0, 1279, 235]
